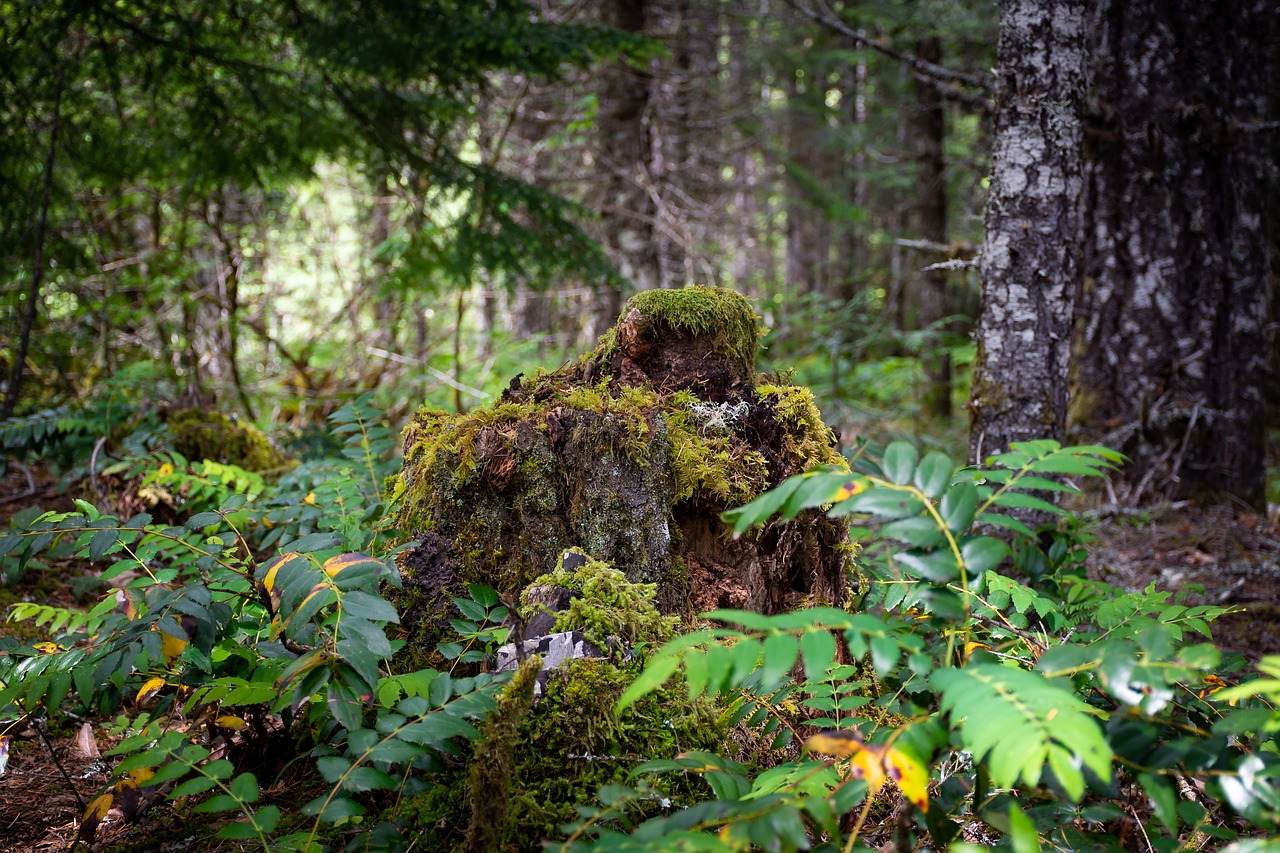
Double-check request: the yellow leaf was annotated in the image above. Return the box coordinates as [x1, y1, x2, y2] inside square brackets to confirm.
[216, 715, 247, 730]
[136, 677, 166, 704]
[806, 730, 929, 812]
[160, 629, 188, 664]
[322, 552, 373, 578]
[882, 746, 929, 812]
[805, 729, 864, 758]
[82, 792, 114, 824]
[832, 478, 869, 501]
[128, 766, 156, 786]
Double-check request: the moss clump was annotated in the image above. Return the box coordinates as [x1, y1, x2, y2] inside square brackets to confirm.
[597, 285, 762, 377]
[511, 659, 723, 850]
[756, 383, 847, 472]
[521, 548, 678, 650]
[167, 410, 296, 478]
[390, 285, 850, 652]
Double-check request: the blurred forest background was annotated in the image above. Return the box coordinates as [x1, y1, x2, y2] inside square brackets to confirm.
[1, 0, 1276, 508]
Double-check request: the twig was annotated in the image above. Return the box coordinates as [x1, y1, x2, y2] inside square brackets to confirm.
[36, 718, 87, 812]
[1129, 805, 1155, 853]
[785, 0, 993, 111]
[89, 436, 108, 499]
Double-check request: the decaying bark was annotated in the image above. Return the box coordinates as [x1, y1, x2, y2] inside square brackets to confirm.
[969, 0, 1086, 465]
[1072, 0, 1275, 509]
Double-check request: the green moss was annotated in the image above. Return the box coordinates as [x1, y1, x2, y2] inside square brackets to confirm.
[756, 383, 847, 472]
[521, 549, 678, 649]
[167, 410, 296, 478]
[663, 398, 770, 505]
[513, 659, 723, 850]
[598, 285, 761, 377]
[463, 656, 542, 852]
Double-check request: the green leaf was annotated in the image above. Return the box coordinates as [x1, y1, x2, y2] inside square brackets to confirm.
[185, 512, 222, 530]
[194, 794, 242, 814]
[1007, 803, 1041, 853]
[961, 537, 1009, 574]
[1140, 771, 1177, 833]
[840, 489, 925, 519]
[978, 512, 1038, 540]
[303, 794, 366, 822]
[722, 476, 808, 533]
[870, 635, 898, 675]
[993, 492, 1061, 514]
[800, 630, 836, 683]
[882, 441, 918, 486]
[940, 481, 979, 532]
[229, 772, 259, 803]
[617, 654, 681, 712]
[326, 681, 364, 731]
[914, 451, 954, 499]
[759, 633, 800, 688]
[933, 665, 1111, 799]
[879, 517, 946, 548]
[89, 528, 119, 561]
[895, 548, 960, 583]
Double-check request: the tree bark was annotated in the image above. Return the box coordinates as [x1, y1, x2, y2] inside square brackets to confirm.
[912, 36, 952, 420]
[3, 70, 63, 420]
[1072, 0, 1275, 510]
[592, 0, 660, 340]
[968, 0, 1086, 464]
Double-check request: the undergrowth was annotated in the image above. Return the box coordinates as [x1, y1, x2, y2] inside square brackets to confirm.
[1, 395, 1277, 852]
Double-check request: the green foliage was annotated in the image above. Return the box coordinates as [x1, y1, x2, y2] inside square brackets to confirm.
[579, 440, 1279, 851]
[0, 394, 509, 850]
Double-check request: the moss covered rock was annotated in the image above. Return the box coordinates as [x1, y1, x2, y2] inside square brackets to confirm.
[166, 410, 297, 478]
[390, 286, 849, 652]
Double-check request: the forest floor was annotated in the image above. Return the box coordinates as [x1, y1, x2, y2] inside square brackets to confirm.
[0, 466, 1278, 852]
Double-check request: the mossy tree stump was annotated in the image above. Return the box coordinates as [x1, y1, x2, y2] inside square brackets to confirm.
[390, 286, 850, 653]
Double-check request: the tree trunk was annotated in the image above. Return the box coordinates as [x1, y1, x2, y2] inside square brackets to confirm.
[3, 69, 63, 420]
[968, 0, 1086, 464]
[592, 0, 660, 341]
[1072, 0, 1274, 510]
[912, 36, 952, 420]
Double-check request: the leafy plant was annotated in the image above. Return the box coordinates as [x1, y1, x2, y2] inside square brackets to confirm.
[560, 440, 1277, 851]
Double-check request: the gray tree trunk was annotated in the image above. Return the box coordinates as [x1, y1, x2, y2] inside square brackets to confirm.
[1072, 0, 1274, 510]
[912, 35, 952, 420]
[968, 0, 1087, 464]
[591, 0, 660, 340]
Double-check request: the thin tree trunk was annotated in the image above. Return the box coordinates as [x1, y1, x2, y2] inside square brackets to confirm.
[3, 70, 63, 420]
[968, 0, 1086, 464]
[913, 36, 952, 420]
[593, 0, 659, 340]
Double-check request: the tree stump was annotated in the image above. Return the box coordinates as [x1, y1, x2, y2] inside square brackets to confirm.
[390, 286, 850, 656]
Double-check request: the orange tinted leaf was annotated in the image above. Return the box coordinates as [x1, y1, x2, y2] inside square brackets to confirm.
[832, 479, 869, 501]
[849, 744, 888, 793]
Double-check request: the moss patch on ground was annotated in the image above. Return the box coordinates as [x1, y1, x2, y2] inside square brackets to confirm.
[167, 410, 297, 478]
